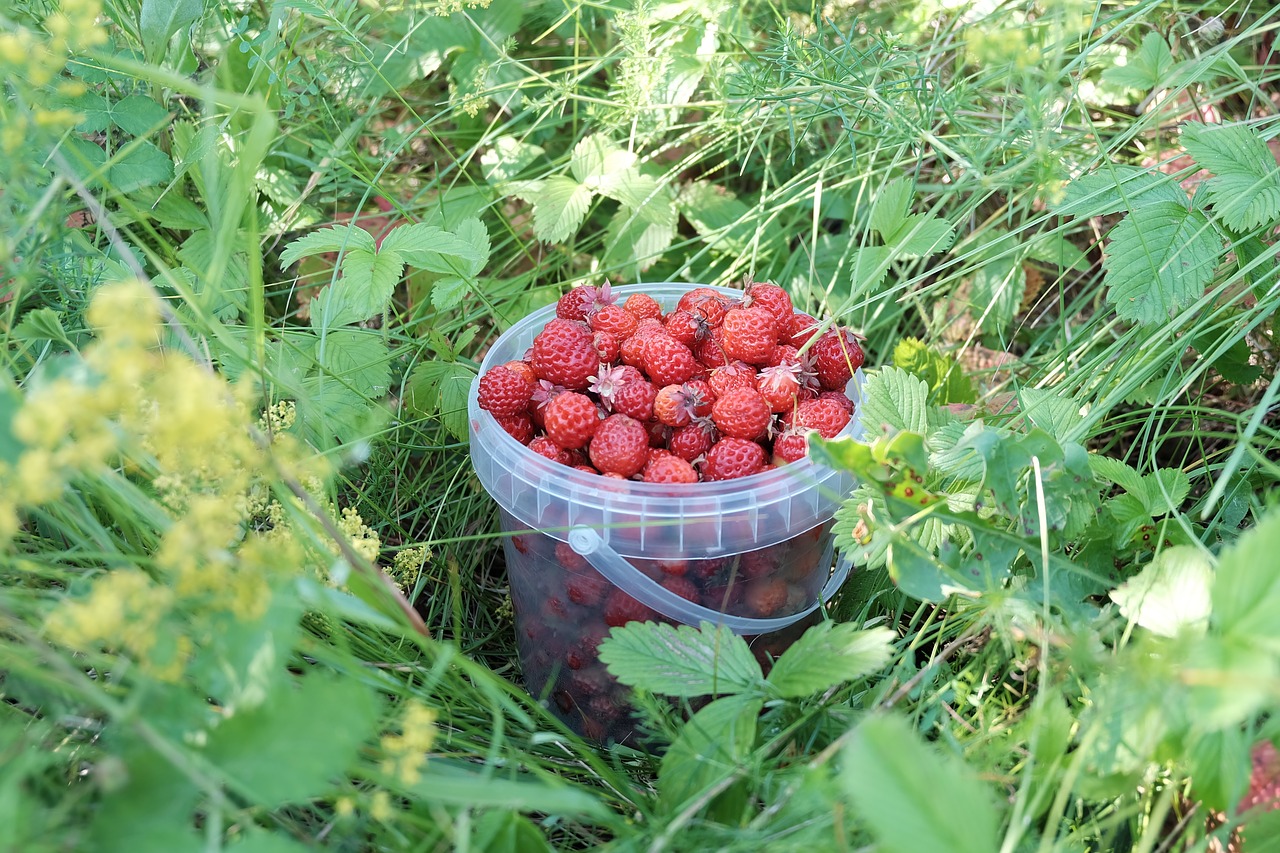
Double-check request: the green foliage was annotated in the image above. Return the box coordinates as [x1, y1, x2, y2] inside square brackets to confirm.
[891, 338, 976, 405]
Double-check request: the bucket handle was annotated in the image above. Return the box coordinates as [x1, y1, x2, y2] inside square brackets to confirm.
[567, 525, 853, 636]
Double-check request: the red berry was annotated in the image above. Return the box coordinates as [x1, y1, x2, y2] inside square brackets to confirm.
[709, 361, 758, 397]
[643, 454, 698, 484]
[555, 541, 590, 571]
[566, 572, 609, 607]
[744, 282, 793, 325]
[544, 392, 601, 449]
[502, 360, 536, 386]
[797, 397, 851, 438]
[611, 379, 658, 421]
[684, 379, 715, 415]
[642, 335, 698, 386]
[772, 431, 809, 464]
[531, 319, 599, 391]
[668, 421, 715, 461]
[677, 286, 726, 314]
[478, 365, 534, 417]
[661, 576, 699, 602]
[744, 577, 789, 616]
[757, 364, 802, 413]
[623, 292, 662, 321]
[655, 383, 708, 427]
[711, 388, 773, 441]
[786, 313, 820, 348]
[679, 289, 729, 326]
[645, 418, 669, 447]
[593, 331, 620, 363]
[603, 589, 654, 627]
[811, 328, 864, 390]
[556, 283, 615, 321]
[529, 435, 574, 465]
[495, 413, 534, 444]
[819, 390, 856, 415]
[663, 310, 702, 346]
[694, 326, 728, 369]
[589, 304, 638, 340]
[721, 307, 779, 366]
[702, 437, 766, 480]
[589, 414, 649, 477]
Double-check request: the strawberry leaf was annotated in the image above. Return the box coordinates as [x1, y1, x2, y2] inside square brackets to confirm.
[1180, 122, 1280, 232]
[766, 624, 894, 698]
[1102, 32, 1179, 92]
[280, 225, 377, 268]
[525, 175, 593, 243]
[1102, 202, 1221, 325]
[598, 621, 763, 698]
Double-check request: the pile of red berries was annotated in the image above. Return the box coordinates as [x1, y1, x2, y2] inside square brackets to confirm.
[476, 283, 864, 482]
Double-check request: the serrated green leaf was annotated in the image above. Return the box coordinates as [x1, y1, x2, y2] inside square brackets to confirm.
[298, 377, 383, 446]
[481, 135, 544, 184]
[676, 181, 752, 254]
[1102, 33, 1179, 92]
[1027, 231, 1090, 270]
[339, 248, 404, 320]
[528, 176, 593, 243]
[767, 624, 894, 698]
[109, 141, 173, 193]
[870, 177, 912, 239]
[1141, 468, 1189, 515]
[598, 621, 763, 698]
[451, 217, 491, 277]
[841, 714, 1002, 853]
[111, 95, 169, 137]
[204, 674, 379, 807]
[1110, 546, 1212, 637]
[281, 225, 377, 268]
[1186, 729, 1253, 814]
[860, 366, 930, 436]
[1102, 202, 1221, 325]
[317, 330, 391, 398]
[659, 695, 761, 809]
[87, 743, 201, 853]
[604, 204, 676, 274]
[569, 134, 636, 191]
[1190, 331, 1264, 384]
[12, 308, 73, 348]
[1211, 510, 1280, 640]
[889, 214, 955, 258]
[307, 284, 365, 331]
[969, 252, 1024, 329]
[1056, 167, 1188, 218]
[431, 277, 470, 311]
[379, 223, 485, 272]
[139, 0, 203, 62]
[1089, 454, 1144, 496]
[1180, 122, 1280, 232]
[404, 361, 474, 440]
[849, 245, 893, 295]
[1019, 388, 1083, 440]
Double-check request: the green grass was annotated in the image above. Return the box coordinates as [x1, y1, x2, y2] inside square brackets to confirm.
[2, 0, 1280, 849]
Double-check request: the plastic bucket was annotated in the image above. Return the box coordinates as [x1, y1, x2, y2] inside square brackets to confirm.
[468, 283, 862, 742]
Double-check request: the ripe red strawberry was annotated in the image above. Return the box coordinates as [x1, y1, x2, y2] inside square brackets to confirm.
[744, 577, 788, 616]
[531, 319, 599, 390]
[477, 365, 534, 417]
[502, 360, 537, 386]
[668, 421, 715, 461]
[786, 312, 819, 347]
[744, 282, 793, 325]
[544, 391, 601, 449]
[684, 379, 715, 415]
[556, 283, 615, 321]
[711, 387, 773, 440]
[766, 343, 800, 368]
[709, 361, 758, 397]
[603, 589, 655, 626]
[573, 464, 599, 474]
[619, 321, 664, 368]
[645, 418, 669, 448]
[654, 383, 708, 427]
[686, 293, 729, 326]
[529, 435, 573, 465]
[694, 326, 728, 369]
[663, 310, 702, 346]
[811, 327, 864, 390]
[589, 304, 638, 340]
[819, 389, 856, 414]
[757, 363, 802, 413]
[496, 413, 534, 444]
[661, 576, 699, 602]
[555, 541, 590, 571]
[721, 307, 779, 365]
[623, 292, 662, 321]
[588, 364, 636, 410]
[593, 331, 620, 363]
[797, 397, 851, 438]
[611, 379, 657, 421]
[643, 454, 698, 484]
[772, 430, 809, 464]
[566, 572, 609, 607]
[677, 286, 727, 315]
[702, 437, 766, 480]
[588, 414, 649, 477]
[644, 335, 699, 386]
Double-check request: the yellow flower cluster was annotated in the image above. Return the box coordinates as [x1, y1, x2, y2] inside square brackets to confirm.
[388, 545, 431, 593]
[338, 506, 381, 563]
[379, 699, 437, 785]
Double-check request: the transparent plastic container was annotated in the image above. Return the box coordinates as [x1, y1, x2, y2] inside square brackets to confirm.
[468, 283, 862, 742]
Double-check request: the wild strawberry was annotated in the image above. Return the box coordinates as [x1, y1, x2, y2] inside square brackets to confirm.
[644, 335, 699, 386]
[529, 435, 574, 465]
[702, 437, 766, 480]
[496, 413, 534, 444]
[619, 322, 663, 368]
[677, 286, 727, 315]
[643, 454, 698, 484]
[721, 307, 779, 365]
[741, 549, 779, 579]
[785, 312, 820, 348]
[588, 364, 635, 410]
[588, 414, 649, 477]
[811, 327, 864, 390]
[593, 331, 620, 363]
[645, 418, 669, 448]
[588, 304, 638, 339]
[662, 576, 699, 602]
[502, 360, 537, 386]
[566, 572, 609, 607]
[744, 282, 793, 325]
[757, 363, 802, 413]
[818, 390, 856, 414]
[711, 387, 773, 441]
[709, 361, 758, 397]
[766, 343, 800, 368]
[668, 420, 715, 461]
[694, 326, 728, 369]
[685, 292, 729, 326]
[556, 283, 615, 321]
[654, 383, 705, 427]
[603, 589, 655, 626]
[531, 319, 599, 390]
[573, 464, 599, 474]
[797, 397, 851, 438]
[663, 310, 702, 346]
[477, 365, 534, 417]
[772, 430, 809, 464]
[684, 379, 715, 415]
[623, 292, 662, 321]
[544, 392, 601, 449]
[744, 577, 788, 617]
[555, 541, 590, 571]
[611, 379, 657, 421]
[658, 559, 689, 576]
